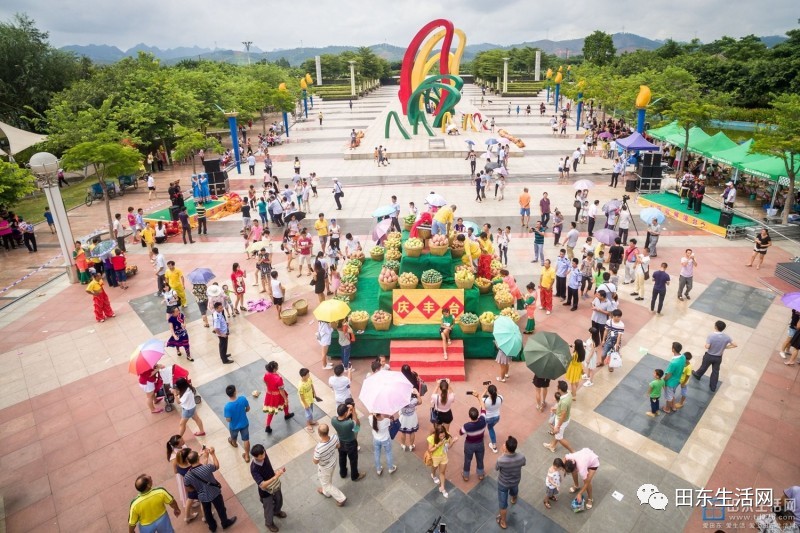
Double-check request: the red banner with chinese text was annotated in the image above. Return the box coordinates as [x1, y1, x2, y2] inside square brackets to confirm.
[392, 289, 465, 325]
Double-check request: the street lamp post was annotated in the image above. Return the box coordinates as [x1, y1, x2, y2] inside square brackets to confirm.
[349, 61, 356, 97]
[28, 152, 78, 284]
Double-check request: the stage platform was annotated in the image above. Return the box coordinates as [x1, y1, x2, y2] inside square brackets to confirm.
[143, 198, 226, 223]
[328, 256, 507, 359]
[638, 192, 755, 237]
[776, 262, 800, 290]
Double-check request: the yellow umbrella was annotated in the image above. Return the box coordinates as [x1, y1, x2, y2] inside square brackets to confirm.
[313, 299, 351, 322]
[247, 241, 272, 254]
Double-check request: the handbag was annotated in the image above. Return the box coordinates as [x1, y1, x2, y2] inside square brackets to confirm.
[644, 265, 650, 281]
[608, 351, 623, 368]
[574, 200, 581, 209]
[423, 450, 433, 467]
[429, 407, 440, 424]
[264, 476, 281, 495]
[389, 417, 401, 440]
[417, 377, 428, 396]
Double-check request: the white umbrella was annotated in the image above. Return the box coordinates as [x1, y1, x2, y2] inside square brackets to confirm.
[573, 179, 594, 190]
[495, 166, 509, 177]
[426, 193, 447, 207]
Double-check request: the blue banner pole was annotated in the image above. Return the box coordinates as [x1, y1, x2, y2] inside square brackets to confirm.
[576, 92, 583, 131]
[554, 83, 560, 112]
[636, 108, 646, 134]
[226, 113, 241, 174]
[282, 112, 290, 138]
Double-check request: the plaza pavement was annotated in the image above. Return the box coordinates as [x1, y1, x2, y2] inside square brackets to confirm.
[0, 85, 797, 532]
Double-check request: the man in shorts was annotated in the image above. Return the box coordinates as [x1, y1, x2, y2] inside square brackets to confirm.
[543, 381, 574, 453]
[661, 342, 686, 414]
[296, 228, 314, 277]
[224, 385, 251, 462]
[519, 187, 531, 228]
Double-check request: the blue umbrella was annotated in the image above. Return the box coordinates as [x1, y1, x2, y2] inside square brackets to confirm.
[493, 316, 522, 359]
[88, 240, 117, 258]
[463, 220, 482, 235]
[187, 268, 216, 285]
[485, 138, 499, 145]
[372, 205, 396, 218]
[639, 207, 665, 224]
[465, 140, 476, 146]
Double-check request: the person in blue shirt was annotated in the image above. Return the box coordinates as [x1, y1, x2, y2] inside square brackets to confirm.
[43, 207, 55, 234]
[554, 250, 570, 300]
[224, 385, 251, 462]
[563, 258, 582, 311]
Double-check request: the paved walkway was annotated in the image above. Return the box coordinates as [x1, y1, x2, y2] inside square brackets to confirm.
[0, 85, 797, 533]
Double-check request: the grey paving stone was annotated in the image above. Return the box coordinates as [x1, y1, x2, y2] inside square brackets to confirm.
[129, 292, 202, 335]
[594, 353, 716, 452]
[689, 278, 774, 328]
[196, 360, 324, 445]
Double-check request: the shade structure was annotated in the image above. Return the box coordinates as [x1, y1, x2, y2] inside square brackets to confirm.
[88, 240, 117, 259]
[710, 139, 756, 166]
[493, 316, 522, 359]
[0, 120, 47, 157]
[372, 205, 396, 218]
[524, 332, 572, 380]
[372, 218, 392, 243]
[247, 241, 272, 254]
[781, 292, 800, 312]
[573, 179, 594, 190]
[593, 228, 617, 245]
[187, 268, 216, 284]
[690, 132, 737, 159]
[426, 193, 447, 207]
[737, 154, 798, 186]
[129, 338, 165, 375]
[616, 132, 659, 152]
[647, 121, 681, 141]
[602, 199, 622, 214]
[639, 207, 665, 224]
[313, 299, 351, 322]
[358, 370, 414, 414]
[663, 126, 710, 151]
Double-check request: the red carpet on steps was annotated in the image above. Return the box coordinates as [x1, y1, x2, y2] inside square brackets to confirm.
[389, 339, 466, 382]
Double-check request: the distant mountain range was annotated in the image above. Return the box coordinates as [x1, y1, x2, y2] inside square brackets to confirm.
[61, 33, 787, 66]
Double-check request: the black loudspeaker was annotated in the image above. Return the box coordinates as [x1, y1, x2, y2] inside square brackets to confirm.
[210, 180, 229, 196]
[625, 179, 638, 192]
[643, 153, 654, 166]
[649, 166, 662, 178]
[719, 211, 734, 227]
[203, 159, 221, 174]
[651, 153, 662, 167]
[639, 177, 662, 193]
[169, 205, 181, 221]
[640, 166, 654, 178]
[208, 170, 228, 184]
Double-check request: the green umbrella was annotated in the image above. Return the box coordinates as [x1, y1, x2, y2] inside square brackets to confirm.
[524, 332, 571, 380]
[493, 316, 522, 359]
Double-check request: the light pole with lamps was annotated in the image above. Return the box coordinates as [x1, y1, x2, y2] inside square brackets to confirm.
[242, 41, 253, 65]
[28, 152, 78, 284]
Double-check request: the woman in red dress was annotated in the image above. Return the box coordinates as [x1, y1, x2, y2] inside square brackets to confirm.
[86, 269, 115, 322]
[262, 360, 294, 433]
[231, 262, 247, 313]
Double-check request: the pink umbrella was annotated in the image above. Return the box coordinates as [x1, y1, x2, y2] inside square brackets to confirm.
[371, 218, 393, 244]
[358, 370, 414, 414]
[128, 338, 166, 375]
[593, 228, 618, 246]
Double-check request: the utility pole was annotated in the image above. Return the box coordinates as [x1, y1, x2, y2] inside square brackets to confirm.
[242, 41, 253, 65]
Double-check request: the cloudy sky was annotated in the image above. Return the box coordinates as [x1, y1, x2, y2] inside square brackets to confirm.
[2, 0, 796, 50]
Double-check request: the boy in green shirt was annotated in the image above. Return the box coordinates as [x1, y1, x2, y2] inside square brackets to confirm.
[440, 308, 455, 360]
[647, 369, 665, 417]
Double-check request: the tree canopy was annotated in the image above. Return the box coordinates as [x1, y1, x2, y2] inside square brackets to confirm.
[0, 160, 36, 208]
[582, 31, 616, 66]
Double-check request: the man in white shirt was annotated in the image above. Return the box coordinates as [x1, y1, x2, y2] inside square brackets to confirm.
[328, 364, 352, 407]
[312, 424, 346, 505]
[153, 248, 167, 296]
[571, 148, 581, 172]
[247, 154, 256, 176]
[587, 200, 599, 236]
[565, 222, 580, 261]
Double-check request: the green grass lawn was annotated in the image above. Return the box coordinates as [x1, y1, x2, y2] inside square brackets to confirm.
[13, 177, 94, 224]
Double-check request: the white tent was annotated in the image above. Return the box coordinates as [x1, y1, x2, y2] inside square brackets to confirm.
[0, 120, 47, 160]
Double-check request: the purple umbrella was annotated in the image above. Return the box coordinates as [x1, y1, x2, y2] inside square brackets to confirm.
[371, 218, 393, 244]
[598, 132, 613, 140]
[593, 228, 617, 245]
[781, 292, 800, 311]
[602, 199, 622, 214]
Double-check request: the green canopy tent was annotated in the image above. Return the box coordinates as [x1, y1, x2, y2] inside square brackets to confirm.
[690, 132, 737, 159]
[664, 126, 711, 152]
[647, 121, 681, 141]
[735, 155, 788, 182]
[709, 139, 755, 166]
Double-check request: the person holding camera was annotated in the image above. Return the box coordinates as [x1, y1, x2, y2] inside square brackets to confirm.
[331, 402, 366, 482]
[459, 390, 488, 482]
[183, 448, 238, 531]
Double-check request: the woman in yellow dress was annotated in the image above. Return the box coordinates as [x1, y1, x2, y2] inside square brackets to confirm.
[565, 339, 585, 401]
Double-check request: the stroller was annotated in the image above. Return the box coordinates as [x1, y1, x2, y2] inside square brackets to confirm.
[158, 363, 202, 413]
